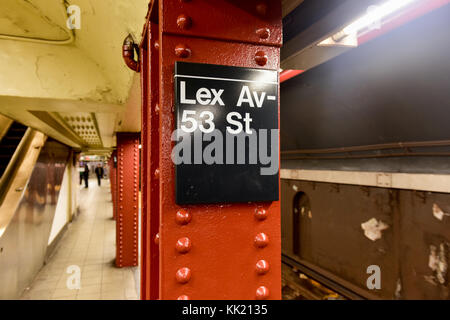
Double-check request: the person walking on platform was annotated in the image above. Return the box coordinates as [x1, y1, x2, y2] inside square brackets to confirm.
[83, 164, 89, 188]
[95, 164, 104, 186]
[79, 165, 84, 185]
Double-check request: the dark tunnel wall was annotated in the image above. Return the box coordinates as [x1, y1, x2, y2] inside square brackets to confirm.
[281, 4, 450, 151]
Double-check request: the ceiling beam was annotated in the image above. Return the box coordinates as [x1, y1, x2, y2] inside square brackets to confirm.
[281, 0, 382, 70]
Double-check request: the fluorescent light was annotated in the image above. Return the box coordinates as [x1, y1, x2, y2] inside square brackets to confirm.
[342, 0, 418, 36]
[318, 0, 420, 46]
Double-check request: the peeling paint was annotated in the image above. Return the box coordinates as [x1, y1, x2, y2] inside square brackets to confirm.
[394, 278, 402, 299]
[432, 203, 450, 221]
[428, 243, 448, 285]
[361, 218, 389, 241]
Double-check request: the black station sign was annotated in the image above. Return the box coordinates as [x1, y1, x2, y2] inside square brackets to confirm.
[173, 62, 279, 205]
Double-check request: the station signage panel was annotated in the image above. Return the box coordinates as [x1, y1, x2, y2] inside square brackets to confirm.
[174, 62, 279, 205]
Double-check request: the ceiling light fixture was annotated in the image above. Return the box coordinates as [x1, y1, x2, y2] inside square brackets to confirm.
[319, 0, 420, 46]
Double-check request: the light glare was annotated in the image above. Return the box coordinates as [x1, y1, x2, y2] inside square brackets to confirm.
[343, 0, 418, 35]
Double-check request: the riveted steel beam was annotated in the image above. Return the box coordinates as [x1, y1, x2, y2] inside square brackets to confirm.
[116, 133, 140, 268]
[139, 0, 282, 300]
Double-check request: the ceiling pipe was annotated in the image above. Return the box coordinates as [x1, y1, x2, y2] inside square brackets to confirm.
[122, 34, 140, 72]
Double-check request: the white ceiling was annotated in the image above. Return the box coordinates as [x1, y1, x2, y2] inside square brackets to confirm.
[0, 0, 149, 151]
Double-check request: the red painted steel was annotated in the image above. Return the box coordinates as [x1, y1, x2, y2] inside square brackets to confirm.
[140, 19, 161, 300]
[161, 0, 282, 46]
[280, 69, 304, 83]
[140, 0, 282, 300]
[116, 133, 140, 268]
[109, 150, 117, 220]
[140, 31, 150, 299]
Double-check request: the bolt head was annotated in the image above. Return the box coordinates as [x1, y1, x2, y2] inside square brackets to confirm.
[256, 286, 269, 299]
[254, 208, 268, 220]
[176, 267, 191, 284]
[176, 237, 192, 254]
[255, 51, 268, 66]
[256, 260, 270, 275]
[154, 233, 160, 245]
[256, 3, 268, 17]
[177, 14, 192, 30]
[175, 44, 191, 58]
[256, 28, 270, 40]
[176, 209, 192, 225]
[254, 233, 269, 248]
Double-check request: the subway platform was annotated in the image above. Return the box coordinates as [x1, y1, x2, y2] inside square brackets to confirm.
[20, 179, 139, 300]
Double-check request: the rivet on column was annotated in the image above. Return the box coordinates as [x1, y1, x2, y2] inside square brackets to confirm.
[256, 286, 270, 300]
[176, 237, 192, 254]
[255, 260, 270, 275]
[175, 44, 191, 58]
[176, 209, 192, 225]
[177, 14, 192, 30]
[255, 51, 268, 66]
[254, 233, 269, 248]
[256, 28, 270, 40]
[256, 3, 268, 17]
[254, 208, 268, 220]
[176, 267, 191, 284]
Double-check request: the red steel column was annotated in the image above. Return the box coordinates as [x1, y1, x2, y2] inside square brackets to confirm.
[140, 14, 161, 300]
[140, 20, 150, 299]
[109, 150, 117, 220]
[116, 133, 140, 268]
[141, 0, 282, 299]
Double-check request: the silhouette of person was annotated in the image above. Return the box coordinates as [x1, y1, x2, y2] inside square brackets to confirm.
[83, 164, 89, 188]
[95, 164, 104, 186]
[79, 163, 84, 185]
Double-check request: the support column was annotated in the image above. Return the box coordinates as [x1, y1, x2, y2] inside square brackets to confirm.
[140, 0, 282, 300]
[116, 133, 140, 268]
[109, 150, 117, 220]
[140, 17, 161, 300]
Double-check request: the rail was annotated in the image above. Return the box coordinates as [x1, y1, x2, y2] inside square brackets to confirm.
[282, 139, 450, 160]
[282, 253, 377, 300]
[0, 130, 46, 238]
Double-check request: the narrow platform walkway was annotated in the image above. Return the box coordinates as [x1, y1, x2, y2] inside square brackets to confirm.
[20, 178, 139, 300]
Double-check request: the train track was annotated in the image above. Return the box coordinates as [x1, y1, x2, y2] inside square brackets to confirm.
[282, 254, 367, 300]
